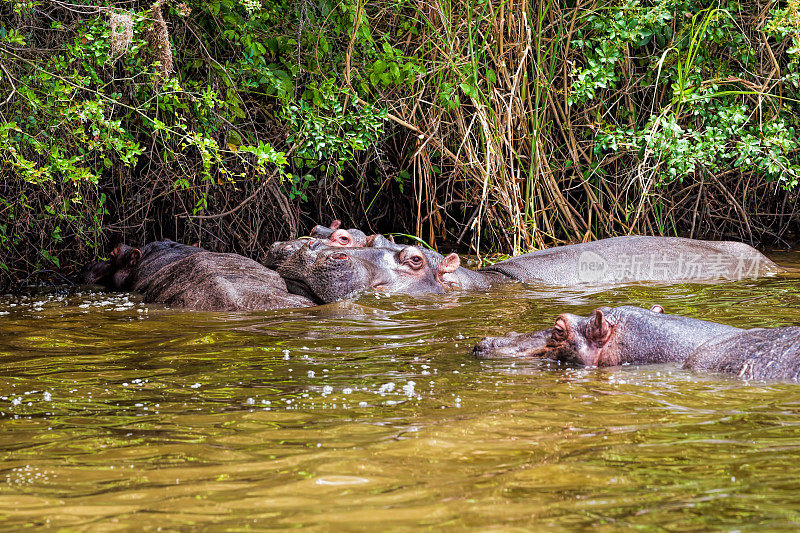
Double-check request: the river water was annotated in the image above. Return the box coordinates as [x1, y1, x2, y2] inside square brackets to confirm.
[0, 252, 799, 530]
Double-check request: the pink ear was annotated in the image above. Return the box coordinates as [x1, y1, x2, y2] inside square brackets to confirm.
[329, 220, 341, 230]
[589, 309, 611, 344]
[388, 235, 395, 243]
[650, 304, 664, 313]
[128, 248, 142, 266]
[439, 253, 460, 274]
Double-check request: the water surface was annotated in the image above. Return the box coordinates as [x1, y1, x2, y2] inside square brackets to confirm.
[1, 253, 799, 530]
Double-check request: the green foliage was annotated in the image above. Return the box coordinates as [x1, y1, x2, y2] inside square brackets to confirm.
[575, 0, 800, 190]
[570, 0, 674, 105]
[0, 0, 394, 280]
[1, 0, 799, 281]
[285, 86, 386, 186]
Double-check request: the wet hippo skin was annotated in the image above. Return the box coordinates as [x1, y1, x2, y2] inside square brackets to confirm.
[473, 305, 800, 381]
[473, 305, 739, 366]
[84, 240, 314, 311]
[683, 327, 800, 380]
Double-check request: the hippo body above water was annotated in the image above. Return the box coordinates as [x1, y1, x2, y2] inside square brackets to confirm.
[275, 234, 782, 303]
[479, 236, 781, 284]
[473, 305, 800, 381]
[84, 240, 313, 311]
[683, 327, 800, 380]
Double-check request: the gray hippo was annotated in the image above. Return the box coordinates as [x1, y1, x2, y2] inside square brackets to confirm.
[309, 220, 369, 245]
[472, 305, 800, 381]
[276, 241, 499, 303]
[276, 236, 782, 303]
[83, 241, 313, 311]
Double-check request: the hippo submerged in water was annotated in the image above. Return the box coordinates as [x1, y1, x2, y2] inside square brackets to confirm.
[264, 220, 378, 269]
[83, 240, 313, 311]
[473, 305, 800, 381]
[275, 235, 783, 303]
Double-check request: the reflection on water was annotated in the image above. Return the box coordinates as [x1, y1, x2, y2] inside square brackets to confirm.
[0, 253, 799, 529]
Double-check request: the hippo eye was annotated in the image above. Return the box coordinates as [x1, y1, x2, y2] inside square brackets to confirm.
[336, 235, 351, 245]
[405, 254, 424, 269]
[552, 323, 567, 341]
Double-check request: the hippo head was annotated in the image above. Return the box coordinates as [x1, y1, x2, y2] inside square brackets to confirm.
[265, 227, 373, 269]
[532, 305, 668, 366]
[310, 220, 368, 246]
[82, 244, 142, 289]
[265, 239, 311, 269]
[276, 240, 462, 303]
[473, 305, 666, 365]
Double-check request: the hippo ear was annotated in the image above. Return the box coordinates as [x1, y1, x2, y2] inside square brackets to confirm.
[388, 234, 395, 243]
[439, 253, 460, 274]
[365, 234, 382, 247]
[126, 248, 142, 267]
[588, 309, 612, 345]
[650, 304, 664, 313]
[329, 220, 341, 230]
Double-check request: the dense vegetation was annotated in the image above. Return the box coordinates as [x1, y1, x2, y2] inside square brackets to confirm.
[1, 0, 799, 288]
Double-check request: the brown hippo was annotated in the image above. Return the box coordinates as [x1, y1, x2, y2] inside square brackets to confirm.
[473, 305, 800, 381]
[84, 240, 313, 311]
[275, 236, 783, 303]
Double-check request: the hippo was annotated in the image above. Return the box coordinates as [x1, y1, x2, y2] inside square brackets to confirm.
[265, 222, 377, 269]
[83, 240, 203, 290]
[472, 305, 736, 364]
[83, 240, 313, 311]
[309, 220, 368, 245]
[275, 236, 782, 303]
[473, 305, 800, 381]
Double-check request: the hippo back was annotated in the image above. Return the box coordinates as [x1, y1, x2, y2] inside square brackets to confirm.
[139, 251, 314, 311]
[480, 236, 781, 285]
[684, 326, 800, 381]
[132, 240, 204, 289]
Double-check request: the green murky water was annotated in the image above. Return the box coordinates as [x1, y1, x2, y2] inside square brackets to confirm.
[1, 253, 799, 530]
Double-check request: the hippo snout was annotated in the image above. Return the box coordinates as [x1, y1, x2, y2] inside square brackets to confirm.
[307, 239, 326, 251]
[472, 329, 552, 360]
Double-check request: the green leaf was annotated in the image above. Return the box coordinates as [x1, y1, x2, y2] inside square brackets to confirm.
[372, 59, 387, 74]
[460, 83, 478, 99]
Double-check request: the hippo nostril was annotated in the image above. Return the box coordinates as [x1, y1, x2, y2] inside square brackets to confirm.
[330, 252, 348, 261]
